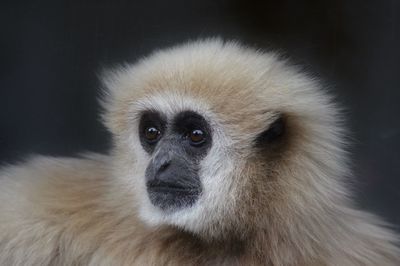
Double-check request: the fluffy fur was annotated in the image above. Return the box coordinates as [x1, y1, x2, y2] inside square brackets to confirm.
[0, 39, 399, 265]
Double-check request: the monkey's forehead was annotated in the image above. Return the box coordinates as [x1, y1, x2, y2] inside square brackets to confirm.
[102, 39, 332, 133]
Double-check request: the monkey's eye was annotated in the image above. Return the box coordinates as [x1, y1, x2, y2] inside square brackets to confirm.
[186, 129, 206, 146]
[144, 127, 161, 143]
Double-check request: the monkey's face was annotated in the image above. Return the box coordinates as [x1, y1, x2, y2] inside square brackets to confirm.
[121, 93, 241, 237]
[103, 40, 340, 239]
[139, 110, 211, 211]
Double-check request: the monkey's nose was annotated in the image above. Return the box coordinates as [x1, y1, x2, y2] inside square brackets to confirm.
[151, 149, 173, 174]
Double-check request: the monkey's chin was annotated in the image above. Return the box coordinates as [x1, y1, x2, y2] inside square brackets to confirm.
[138, 191, 208, 235]
[138, 192, 237, 241]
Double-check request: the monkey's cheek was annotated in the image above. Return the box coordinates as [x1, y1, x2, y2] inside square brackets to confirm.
[147, 188, 200, 211]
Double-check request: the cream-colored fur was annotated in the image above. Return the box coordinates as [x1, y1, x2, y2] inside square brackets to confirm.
[0, 39, 398, 265]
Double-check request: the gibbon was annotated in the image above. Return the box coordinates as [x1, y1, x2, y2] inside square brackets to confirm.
[0, 39, 399, 265]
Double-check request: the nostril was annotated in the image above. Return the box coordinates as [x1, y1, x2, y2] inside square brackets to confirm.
[159, 161, 170, 172]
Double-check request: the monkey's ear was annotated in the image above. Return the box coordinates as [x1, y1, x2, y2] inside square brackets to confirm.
[254, 115, 285, 145]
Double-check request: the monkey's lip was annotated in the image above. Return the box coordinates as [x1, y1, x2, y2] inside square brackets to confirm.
[146, 181, 198, 194]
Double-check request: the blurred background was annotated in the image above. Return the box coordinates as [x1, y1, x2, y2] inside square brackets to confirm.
[0, 1, 399, 229]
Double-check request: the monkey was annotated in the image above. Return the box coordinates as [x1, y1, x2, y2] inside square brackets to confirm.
[0, 39, 399, 265]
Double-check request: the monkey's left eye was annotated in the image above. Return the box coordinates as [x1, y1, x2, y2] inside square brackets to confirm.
[186, 129, 206, 145]
[144, 127, 161, 143]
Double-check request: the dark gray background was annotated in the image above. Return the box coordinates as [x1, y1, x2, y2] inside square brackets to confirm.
[1, 0, 399, 229]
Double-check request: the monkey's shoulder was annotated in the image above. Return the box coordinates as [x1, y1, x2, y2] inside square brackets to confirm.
[0, 153, 114, 217]
[0, 154, 123, 264]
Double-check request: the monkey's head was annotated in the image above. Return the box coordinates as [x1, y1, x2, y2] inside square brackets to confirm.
[102, 40, 346, 240]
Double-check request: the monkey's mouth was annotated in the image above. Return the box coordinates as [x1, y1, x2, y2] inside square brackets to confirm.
[146, 180, 201, 210]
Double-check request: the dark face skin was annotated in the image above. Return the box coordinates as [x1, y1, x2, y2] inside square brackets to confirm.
[139, 110, 212, 211]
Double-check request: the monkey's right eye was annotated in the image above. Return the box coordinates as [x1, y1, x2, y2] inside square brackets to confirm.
[144, 127, 161, 143]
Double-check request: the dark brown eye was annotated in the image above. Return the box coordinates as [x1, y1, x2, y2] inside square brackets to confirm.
[144, 127, 161, 142]
[188, 129, 205, 145]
